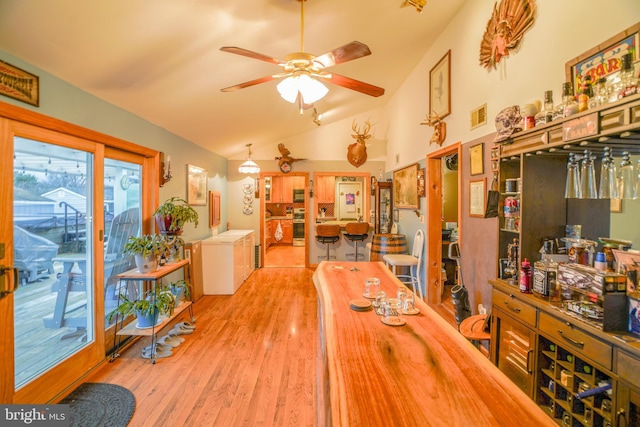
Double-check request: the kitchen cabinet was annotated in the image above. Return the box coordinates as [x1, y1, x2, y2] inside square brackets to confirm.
[316, 176, 335, 203]
[269, 176, 293, 203]
[491, 288, 537, 397]
[373, 180, 393, 234]
[201, 230, 255, 294]
[292, 175, 305, 190]
[274, 219, 293, 244]
[265, 220, 272, 249]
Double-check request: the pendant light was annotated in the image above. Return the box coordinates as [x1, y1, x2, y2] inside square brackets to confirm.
[238, 144, 260, 174]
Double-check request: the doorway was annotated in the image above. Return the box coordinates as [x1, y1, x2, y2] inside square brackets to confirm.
[426, 143, 461, 324]
[261, 173, 308, 268]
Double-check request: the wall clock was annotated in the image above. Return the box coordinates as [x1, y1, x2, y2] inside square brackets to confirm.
[120, 174, 131, 190]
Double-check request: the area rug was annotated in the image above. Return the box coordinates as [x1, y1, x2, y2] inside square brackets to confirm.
[60, 382, 136, 427]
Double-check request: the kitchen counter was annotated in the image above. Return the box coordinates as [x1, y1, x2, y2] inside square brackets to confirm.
[314, 261, 554, 426]
[265, 215, 292, 221]
[314, 220, 372, 228]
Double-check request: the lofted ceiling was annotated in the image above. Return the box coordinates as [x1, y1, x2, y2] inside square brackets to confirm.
[0, 0, 466, 159]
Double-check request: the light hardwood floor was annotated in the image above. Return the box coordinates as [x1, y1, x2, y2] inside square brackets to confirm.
[264, 245, 305, 268]
[83, 267, 318, 427]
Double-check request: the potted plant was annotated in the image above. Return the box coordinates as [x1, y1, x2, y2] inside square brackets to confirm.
[123, 234, 165, 273]
[160, 235, 185, 263]
[107, 289, 176, 328]
[154, 197, 199, 235]
[169, 279, 191, 307]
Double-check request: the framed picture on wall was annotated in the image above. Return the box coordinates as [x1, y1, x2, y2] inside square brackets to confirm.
[187, 164, 208, 205]
[470, 143, 484, 176]
[393, 163, 420, 210]
[469, 178, 486, 217]
[429, 49, 451, 120]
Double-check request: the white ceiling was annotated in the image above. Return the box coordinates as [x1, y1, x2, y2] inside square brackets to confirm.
[0, 0, 466, 159]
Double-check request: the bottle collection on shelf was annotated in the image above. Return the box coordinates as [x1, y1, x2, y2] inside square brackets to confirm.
[530, 52, 638, 128]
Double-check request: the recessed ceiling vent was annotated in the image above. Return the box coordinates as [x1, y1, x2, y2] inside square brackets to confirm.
[470, 103, 487, 130]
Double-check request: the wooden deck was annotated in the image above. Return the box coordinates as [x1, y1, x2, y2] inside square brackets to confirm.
[14, 266, 88, 387]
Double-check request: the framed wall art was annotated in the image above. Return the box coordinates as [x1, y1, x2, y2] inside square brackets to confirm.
[0, 60, 39, 106]
[429, 49, 451, 120]
[393, 163, 420, 210]
[469, 143, 484, 176]
[187, 164, 208, 205]
[469, 178, 486, 218]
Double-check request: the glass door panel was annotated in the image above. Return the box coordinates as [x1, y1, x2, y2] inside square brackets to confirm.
[103, 157, 141, 328]
[13, 137, 95, 388]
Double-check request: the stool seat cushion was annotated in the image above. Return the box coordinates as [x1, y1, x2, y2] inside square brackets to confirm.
[344, 233, 368, 242]
[316, 235, 340, 244]
[383, 253, 419, 267]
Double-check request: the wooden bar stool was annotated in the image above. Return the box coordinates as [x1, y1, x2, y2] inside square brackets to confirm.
[459, 313, 491, 354]
[315, 224, 341, 262]
[343, 222, 369, 262]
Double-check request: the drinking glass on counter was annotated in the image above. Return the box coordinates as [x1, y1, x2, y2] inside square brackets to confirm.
[364, 277, 380, 298]
[383, 298, 403, 323]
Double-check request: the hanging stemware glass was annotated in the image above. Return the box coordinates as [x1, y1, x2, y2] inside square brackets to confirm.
[565, 152, 581, 199]
[580, 150, 598, 199]
[618, 151, 637, 200]
[599, 147, 618, 199]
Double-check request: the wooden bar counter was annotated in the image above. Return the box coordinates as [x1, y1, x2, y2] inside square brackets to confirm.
[313, 261, 554, 427]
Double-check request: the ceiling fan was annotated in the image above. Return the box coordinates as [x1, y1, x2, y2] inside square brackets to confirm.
[220, 0, 385, 107]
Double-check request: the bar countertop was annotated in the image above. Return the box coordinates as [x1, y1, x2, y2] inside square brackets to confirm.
[313, 261, 554, 427]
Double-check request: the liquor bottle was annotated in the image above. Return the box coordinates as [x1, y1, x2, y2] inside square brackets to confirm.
[554, 82, 578, 120]
[519, 258, 532, 293]
[618, 53, 638, 99]
[577, 75, 593, 112]
[534, 90, 554, 126]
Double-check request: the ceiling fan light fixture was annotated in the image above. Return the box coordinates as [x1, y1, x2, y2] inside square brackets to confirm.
[238, 143, 260, 174]
[277, 73, 328, 104]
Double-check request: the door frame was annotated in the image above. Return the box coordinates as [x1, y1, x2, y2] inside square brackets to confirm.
[425, 142, 461, 305]
[0, 101, 159, 403]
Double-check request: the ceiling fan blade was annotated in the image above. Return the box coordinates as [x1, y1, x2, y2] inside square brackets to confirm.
[220, 46, 285, 66]
[326, 73, 385, 97]
[313, 41, 372, 68]
[221, 75, 279, 92]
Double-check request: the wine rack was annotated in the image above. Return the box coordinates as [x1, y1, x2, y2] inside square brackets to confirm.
[536, 335, 614, 427]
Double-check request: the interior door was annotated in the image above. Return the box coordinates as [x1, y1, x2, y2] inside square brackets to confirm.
[1, 120, 104, 403]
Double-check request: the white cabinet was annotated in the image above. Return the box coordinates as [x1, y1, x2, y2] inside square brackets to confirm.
[201, 230, 255, 295]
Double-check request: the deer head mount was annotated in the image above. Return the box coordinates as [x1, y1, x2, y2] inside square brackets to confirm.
[421, 112, 447, 146]
[348, 120, 372, 168]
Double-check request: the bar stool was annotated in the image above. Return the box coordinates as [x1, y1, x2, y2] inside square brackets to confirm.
[459, 313, 491, 356]
[315, 224, 341, 262]
[383, 229, 424, 299]
[343, 222, 370, 262]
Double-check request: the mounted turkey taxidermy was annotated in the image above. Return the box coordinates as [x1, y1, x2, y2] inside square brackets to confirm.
[348, 120, 372, 168]
[479, 0, 537, 70]
[275, 143, 304, 173]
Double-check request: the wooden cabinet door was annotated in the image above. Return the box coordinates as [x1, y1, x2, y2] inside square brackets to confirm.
[317, 176, 335, 203]
[271, 176, 283, 202]
[280, 177, 293, 203]
[281, 220, 293, 243]
[292, 176, 305, 190]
